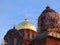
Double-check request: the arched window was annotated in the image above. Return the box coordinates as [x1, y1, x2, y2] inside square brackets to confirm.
[14, 38, 17, 45]
[7, 37, 11, 45]
[30, 33, 32, 39]
[25, 32, 28, 39]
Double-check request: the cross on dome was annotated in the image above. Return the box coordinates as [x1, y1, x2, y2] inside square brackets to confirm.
[25, 13, 29, 21]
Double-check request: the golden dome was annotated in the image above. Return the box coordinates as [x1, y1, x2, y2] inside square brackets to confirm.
[16, 18, 37, 32]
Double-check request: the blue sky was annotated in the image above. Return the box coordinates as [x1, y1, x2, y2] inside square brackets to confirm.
[0, 0, 60, 44]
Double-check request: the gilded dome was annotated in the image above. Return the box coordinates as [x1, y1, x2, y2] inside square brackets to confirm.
[16, 18, 37, 32]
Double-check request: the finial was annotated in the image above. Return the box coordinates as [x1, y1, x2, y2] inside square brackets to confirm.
[13, 26, 15, 29]
[46, 6, 50, 9]
[46, 0, 50, 9]
[25, 13, 29, 21]
[13, 20, 16, 29]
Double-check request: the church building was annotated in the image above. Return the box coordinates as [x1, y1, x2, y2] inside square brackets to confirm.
[4, 6, 60, 45]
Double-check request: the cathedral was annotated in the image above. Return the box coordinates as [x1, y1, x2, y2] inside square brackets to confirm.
[4, 6, 60, 45]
